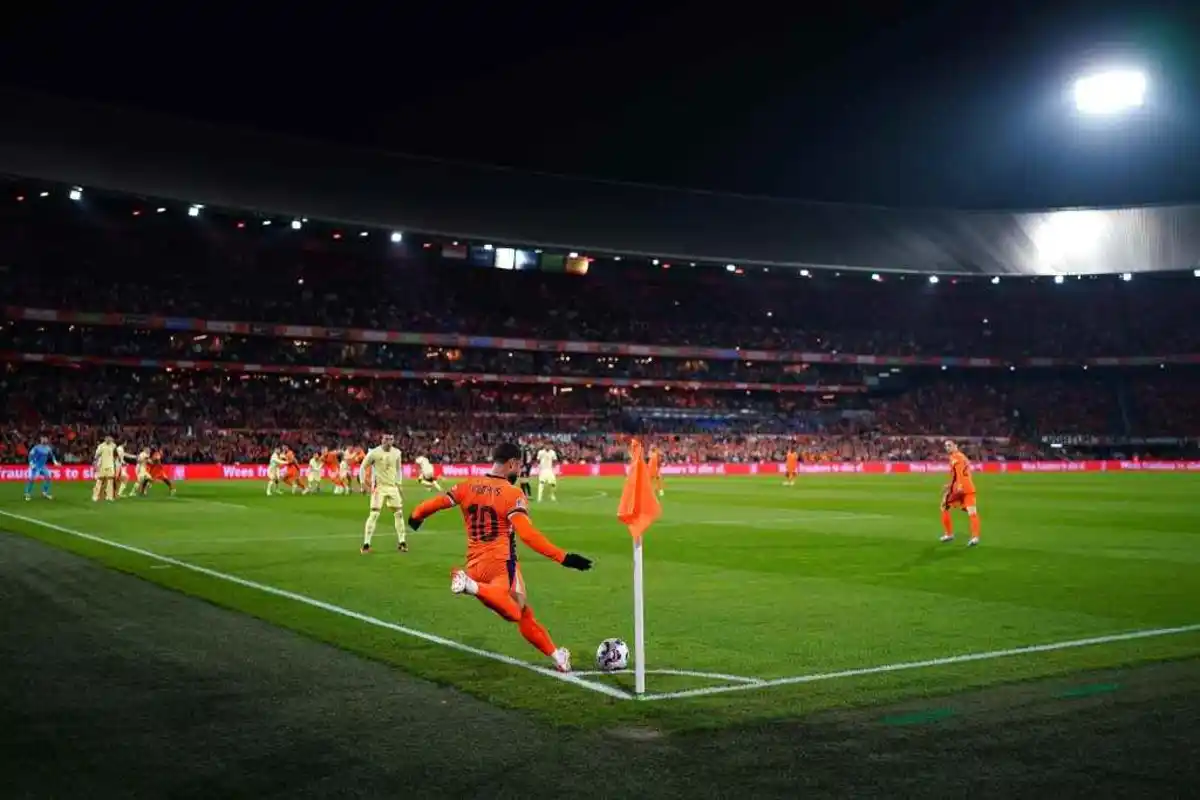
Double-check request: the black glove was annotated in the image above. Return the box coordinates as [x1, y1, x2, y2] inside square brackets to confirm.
[561, 553, 592, 571]
[407, 515, 422, 532]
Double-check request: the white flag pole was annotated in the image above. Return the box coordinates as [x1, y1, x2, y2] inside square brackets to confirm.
[632, 533, 646, 696]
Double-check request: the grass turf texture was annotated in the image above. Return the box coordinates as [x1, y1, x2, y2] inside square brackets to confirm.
[2, 473, 1198, 732]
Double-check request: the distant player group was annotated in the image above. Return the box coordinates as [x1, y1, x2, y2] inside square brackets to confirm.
[24, 435, 175, 503]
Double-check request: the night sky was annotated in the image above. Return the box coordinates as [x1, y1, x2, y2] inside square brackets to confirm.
[4, 1, 1198, 209]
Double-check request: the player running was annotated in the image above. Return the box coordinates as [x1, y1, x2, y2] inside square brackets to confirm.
[92, 435, 118, 503]
[360, 434, 407, 553]
[784, 447, 799, 487]
[141, 448, 177, 496]
[24, 436, 59, 501]
[414, 455, 444, 492]
[649, 444, 664, 497]
[266, 446, 286, 496]
[115, 441, 137, 498]
[535, 443, 558, 503]
[940, 440, 981, 547]
[407, 442, 593, 673]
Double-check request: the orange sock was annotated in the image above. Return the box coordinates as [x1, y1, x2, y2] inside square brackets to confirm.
[941, 509, 953, 535]
[518, 605, 557, 657]
[474, 583, 522, 622]
[969, 513, 981, 538]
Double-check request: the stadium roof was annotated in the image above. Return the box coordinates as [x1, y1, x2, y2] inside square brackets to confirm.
[2, 89, 1199, 277]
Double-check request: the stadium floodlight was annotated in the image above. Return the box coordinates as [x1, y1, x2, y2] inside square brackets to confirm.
[1121, 272, 1132, 282]
[991, 276, 1001, 285]
[484, 243, 494, 251]
[1073, 70, 1146, 115]
[871, 273, 882, 282]
[188, 204, 202, 217]
[359, 231, 368, 238]
[262, 219, 272, 226]
[39, 191, 49, 198]
[1054, 275, 1065, 284]
[725, 264, 737, 272]
[799, 269, 810, 277]
[292, 219, 302, 230]
[928, 275, 939, 284]
[156, 207, 166, 214]
[1195, 268, 1200, 278]
[390, 231, 402, 243]
[68, 187, 82, 201]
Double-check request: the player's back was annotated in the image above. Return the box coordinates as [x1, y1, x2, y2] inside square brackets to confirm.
[448, 475, 527, 568]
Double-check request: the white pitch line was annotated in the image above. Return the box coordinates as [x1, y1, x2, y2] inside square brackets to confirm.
[574, 668, 763, 684]
[641, 623, 1200, 702]
[0, 510, 631, 701]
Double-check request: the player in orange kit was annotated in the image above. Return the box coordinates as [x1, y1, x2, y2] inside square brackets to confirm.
[784, 447, 799, 486]
[648, 444, 664, 498]
[323, 448, 344, 494]
[407, 442, 593, 673]
[940, 440, 980, 547]
[142, 448, 176, 496]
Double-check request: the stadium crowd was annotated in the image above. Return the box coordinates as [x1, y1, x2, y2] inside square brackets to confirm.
[3, 182, 1200, 467]
[4, 189, 1200, 361]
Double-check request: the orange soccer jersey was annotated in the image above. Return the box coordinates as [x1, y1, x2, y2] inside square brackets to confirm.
[648, 449, 661, 478]
[148, 450, 166, 480]
[786, 450, 799, 475]
[413, 475, 567, 592]
[949, 450, 976, 504]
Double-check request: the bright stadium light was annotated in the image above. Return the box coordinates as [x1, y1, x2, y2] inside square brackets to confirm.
[188, 204, 202, 217]
[928, 275, 939, 284]
[991, 276, 1001, 285]
[1121, 272, 1133, 282]
[1074, 70, 1146, 115]
[69, 187, 82, 201]
[292, 219, 303, 230]
[1054, 275, 1065, 284]
[390, 231, 402, 243]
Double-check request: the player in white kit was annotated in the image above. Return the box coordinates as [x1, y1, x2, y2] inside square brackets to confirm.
[266, 447, 285, 496]
[360, 434, 407, 554]
[305, 452, 324, 494]
[414, 455, 443, 492]
[536, 445, 558, 503]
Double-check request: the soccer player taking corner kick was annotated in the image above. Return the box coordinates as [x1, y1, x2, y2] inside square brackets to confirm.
[360, 434, 408, 553]
[940, 439, 981, 547]
[407, 442, 593, 673]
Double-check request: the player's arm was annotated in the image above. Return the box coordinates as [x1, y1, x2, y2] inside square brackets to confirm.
[407, 484, 462, 529]
[510, 510, 592, 570]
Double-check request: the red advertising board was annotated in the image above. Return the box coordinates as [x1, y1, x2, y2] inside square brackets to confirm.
[4, 460, 1199, 482]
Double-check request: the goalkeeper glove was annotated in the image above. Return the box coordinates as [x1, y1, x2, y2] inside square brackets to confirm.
[561, 553, 593, 571]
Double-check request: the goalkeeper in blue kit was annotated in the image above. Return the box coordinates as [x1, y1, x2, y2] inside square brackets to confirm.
[25, 437, 60, 500]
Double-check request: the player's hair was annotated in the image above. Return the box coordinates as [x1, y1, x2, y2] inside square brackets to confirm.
[493, 442, 522, 464]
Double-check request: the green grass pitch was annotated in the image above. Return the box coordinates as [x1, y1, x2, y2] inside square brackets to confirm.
[2, 473, 1198, 731]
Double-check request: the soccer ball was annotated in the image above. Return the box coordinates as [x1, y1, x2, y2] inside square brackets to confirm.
[595, 638, 630, 672]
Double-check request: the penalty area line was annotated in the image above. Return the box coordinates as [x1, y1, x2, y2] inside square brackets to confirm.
[0, 510, 632, 701]
[641, 623, 1200, 702]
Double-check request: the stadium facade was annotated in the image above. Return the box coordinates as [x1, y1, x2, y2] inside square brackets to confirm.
[2, 89, 1199, 277]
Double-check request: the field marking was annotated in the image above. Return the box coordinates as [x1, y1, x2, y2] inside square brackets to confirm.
[640, 623, 1200, 702]
[574, 668, 764, 685]
[0, 510, 632, 701]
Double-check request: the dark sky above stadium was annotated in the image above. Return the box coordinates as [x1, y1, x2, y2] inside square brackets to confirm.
[4, 1, 1198, 209]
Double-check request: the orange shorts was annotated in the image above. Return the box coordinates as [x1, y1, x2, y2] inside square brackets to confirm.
[947, 491, 978, 510]
[468, 559, 526, 596]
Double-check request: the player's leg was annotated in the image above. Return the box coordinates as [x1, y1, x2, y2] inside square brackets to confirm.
[92, 475, 103, 502]
[390, 492, 407, 552]
[965, 494, 980, 546]
[520, 475, 531, 498]
[536, 475, 545, 502]
[453, 566, 522, 621]
[940, 492, 958, 542]
[509, 568, 570, 670]
[24, 469, 34, 500]
[362, 489, 382, 553]
[106, 476, 115, 501]
[548, 475, 557, 502]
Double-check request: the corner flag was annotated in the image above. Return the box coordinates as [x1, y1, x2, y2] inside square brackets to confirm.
[617, 438, 661, 696]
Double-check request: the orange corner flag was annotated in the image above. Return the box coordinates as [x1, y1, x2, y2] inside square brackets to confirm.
[618, 439, 662, 539]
